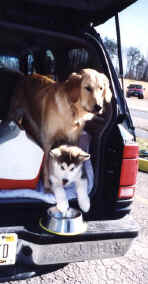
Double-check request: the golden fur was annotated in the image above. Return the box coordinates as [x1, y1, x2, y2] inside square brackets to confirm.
[9, 68, 112, 191]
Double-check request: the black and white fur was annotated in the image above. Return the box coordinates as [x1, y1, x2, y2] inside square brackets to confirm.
[48, 145, 90, 213]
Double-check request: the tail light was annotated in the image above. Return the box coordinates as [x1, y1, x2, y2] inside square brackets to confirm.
[118, 143, 139, 199]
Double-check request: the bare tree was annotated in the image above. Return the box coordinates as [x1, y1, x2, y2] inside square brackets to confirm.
[135, 56, 147, 80]
[142, 62, 148, 81]
[103, 36, 148, 82]
[103, 37, 119, 73]
[126, 47, 141, 79]
[103, 37, 117, 58]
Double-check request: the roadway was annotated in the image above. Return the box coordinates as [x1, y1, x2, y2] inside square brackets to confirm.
[127, 99, 148, 138]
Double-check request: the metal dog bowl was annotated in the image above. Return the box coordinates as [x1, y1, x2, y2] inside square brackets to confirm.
[39, 206, 87, 236]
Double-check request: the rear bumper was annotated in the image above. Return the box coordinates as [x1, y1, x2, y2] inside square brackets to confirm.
[20, 237, 134, 265]
[0, 215, 138, 281]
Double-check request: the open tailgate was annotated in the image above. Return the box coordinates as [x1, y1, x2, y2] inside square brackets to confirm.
[1, 0, 138, 27]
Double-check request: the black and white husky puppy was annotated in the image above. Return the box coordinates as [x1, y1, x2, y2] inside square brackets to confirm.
[48, 144, 90, 213]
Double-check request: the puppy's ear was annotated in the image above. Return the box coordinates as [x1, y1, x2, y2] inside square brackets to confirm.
[49, 148, 61, 160]
[64, 73, 82, 103]
[78, 151, 90, 162]
[103, 76, 112, 103]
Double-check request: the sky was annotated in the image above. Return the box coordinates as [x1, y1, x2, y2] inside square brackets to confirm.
[96, 0, 148, 58]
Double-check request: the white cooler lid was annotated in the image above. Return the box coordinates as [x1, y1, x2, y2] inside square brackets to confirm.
[0, 124, 44, 180]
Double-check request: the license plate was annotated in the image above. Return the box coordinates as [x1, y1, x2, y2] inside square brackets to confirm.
[0, 233, 17, 265]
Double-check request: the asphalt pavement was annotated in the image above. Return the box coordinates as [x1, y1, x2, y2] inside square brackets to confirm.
[127, 99, 148, 138]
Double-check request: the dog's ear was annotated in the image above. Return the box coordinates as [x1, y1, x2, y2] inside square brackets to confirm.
[49, 148, 61, 160]
[78, 150, 90, 162]
[102, 76, 112, 103]
[64, 72, 82, 103]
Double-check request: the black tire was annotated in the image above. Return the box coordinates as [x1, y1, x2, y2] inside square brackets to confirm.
[138, 94, 144, 99]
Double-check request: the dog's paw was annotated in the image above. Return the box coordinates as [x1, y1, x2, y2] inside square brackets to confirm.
[44, 181, 52, 193]
[43, 178, 52, 193]
[83, 113, 94, 121]
[75, 113, 94, 127]
[44, 186, 52, 194]
[78, 197, 90, 213]
[57, 200, 69, 213]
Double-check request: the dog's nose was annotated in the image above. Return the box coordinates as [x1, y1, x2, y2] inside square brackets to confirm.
[93, 104, 102, 113]
[62, 179, 68, 185]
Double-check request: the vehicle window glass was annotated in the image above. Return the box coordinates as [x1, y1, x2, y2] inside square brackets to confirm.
[55, 48, 90, 81]
[0, 56, 19, 71]
[129, 84, 142, 89]
[68, 49, 89, 71]
[46, 50, 55, 75]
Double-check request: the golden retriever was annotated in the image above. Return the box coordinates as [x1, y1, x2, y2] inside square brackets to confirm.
[9, 68, 112, 191]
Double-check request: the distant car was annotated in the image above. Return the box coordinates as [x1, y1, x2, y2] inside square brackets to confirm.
[126, 84, 144, 99]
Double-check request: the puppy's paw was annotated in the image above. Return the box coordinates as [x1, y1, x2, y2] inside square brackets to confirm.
[78, 196, 90, 213]
[57, 200, 69, 213]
